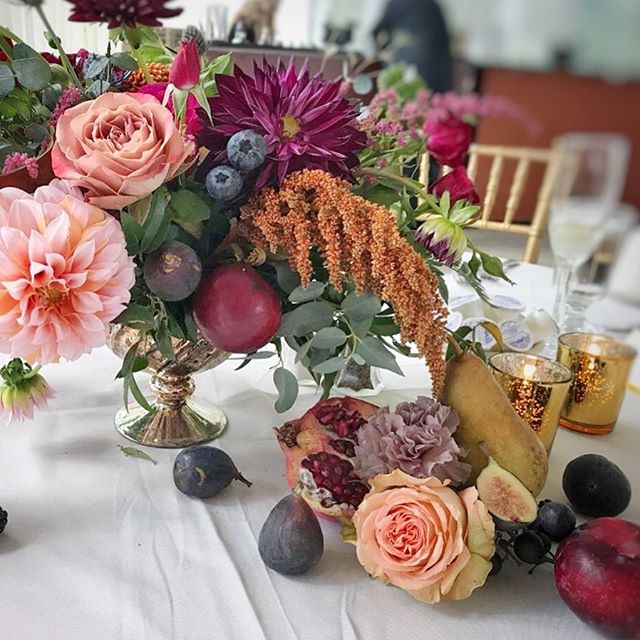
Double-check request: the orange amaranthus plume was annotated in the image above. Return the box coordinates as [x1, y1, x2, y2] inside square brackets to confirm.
[237, 169, 449, 393]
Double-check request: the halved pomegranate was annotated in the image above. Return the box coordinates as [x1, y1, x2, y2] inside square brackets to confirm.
[274, 397, 379, 520]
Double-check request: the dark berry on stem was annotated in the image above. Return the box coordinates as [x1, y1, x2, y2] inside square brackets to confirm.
[0, 507, 7, 534]
[489, 553, 503, 577]
[537, 501, 576, 542]
[206, 165, 243, 201]
[513, 530, 548, 564]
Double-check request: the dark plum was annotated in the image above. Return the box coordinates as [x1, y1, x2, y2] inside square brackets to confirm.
[173, 446, 251, 499]
[143, 240, 202, 302]
[259, 494, 324, 575]
[537, 501, 576, 542]
[562, 454, 631, 517]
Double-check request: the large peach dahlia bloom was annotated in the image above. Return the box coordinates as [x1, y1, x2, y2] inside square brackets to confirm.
[0, 180, 135, 364]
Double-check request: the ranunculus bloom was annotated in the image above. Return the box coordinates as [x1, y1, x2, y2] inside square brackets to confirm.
[51, 92, 194, 210]
[432, 166, 480, 205]
[169, 39, 200, 90]
[353, 470, 495, 603]
[424, 117, 473, 167]
[0, 180, 135, 363]
[139, 82, 202, 136]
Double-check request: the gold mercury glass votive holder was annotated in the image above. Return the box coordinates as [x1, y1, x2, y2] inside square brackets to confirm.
[490, 353, 573, 453]
[557, 333, 637, 435]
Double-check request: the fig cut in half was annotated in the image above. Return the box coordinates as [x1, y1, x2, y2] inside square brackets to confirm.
[476, 457, 538, 524]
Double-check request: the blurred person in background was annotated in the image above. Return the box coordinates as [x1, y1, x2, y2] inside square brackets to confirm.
[372, 0, 453, 92]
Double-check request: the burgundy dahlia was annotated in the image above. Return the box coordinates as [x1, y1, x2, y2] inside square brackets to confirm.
[199, 59, 367, 188]
[66, 0, 182, 29]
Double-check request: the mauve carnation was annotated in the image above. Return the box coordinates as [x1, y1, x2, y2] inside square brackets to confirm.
[354, 396, 471, 485]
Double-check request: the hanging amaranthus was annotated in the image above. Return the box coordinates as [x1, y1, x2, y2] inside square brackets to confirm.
[237, 169, 449, 393]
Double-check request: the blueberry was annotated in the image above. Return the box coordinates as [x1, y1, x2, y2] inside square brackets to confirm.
[537, 501, 576, 542]
[227, 130, 267, 172]
[206, 165, 243, 201]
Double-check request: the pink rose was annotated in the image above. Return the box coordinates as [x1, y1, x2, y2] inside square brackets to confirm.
[169, 39, 201, 90]
[424, 117, 473, 167]
[51, 92, 194, 210]
[353, 470, 495, 603]
[432, 166, 480, 205]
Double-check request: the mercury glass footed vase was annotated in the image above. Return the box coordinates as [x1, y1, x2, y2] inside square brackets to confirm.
[108, 325, 229, 448]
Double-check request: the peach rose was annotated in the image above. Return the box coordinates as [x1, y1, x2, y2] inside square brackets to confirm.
[353, 469, 495, 603]
[51, 92, 194, 210]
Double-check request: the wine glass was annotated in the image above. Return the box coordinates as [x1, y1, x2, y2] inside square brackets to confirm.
[548, 134, 630, 333]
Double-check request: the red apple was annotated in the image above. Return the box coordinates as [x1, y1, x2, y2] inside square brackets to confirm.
[555, 518, 640, 638]
[192, 263, 281, 353]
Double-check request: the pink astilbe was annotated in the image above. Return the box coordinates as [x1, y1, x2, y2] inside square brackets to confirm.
[48, 86, 83, 128]
[2, 153, 39, 179]
[0, 179, 135, 364]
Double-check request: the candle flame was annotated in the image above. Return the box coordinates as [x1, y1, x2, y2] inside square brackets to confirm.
[523, 363, 537, 379]
[587, 342, 602, 357]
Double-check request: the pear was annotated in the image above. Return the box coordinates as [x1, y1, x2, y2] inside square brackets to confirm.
[440, 351, 548, 496]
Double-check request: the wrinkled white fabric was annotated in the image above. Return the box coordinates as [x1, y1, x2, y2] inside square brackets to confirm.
[0, 265, 637, 640]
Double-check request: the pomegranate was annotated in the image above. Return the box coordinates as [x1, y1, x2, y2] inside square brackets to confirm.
[275, 397, 379, 519]
[192, 263, 281, 353]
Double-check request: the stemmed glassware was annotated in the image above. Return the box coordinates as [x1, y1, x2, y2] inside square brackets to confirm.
[548, 134, 630, 333]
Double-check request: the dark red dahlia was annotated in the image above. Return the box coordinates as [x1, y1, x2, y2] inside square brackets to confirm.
[66, 0, 182, 29]
[199, 59, 367, 188]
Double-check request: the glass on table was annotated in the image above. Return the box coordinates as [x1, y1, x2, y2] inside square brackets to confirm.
[557, 332, 637, 435]
[548, 134, 630, 333]
[489, 353, 573, 453]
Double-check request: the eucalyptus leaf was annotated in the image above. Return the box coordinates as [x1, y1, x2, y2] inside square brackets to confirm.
[24, 123, 48, 143]
[351, 353, 365, 366]
[0, 64, 15, 97]
[118, 445, 157, 465]
[85, 56, 108, 78]
[110, 52, 138, 71]
[272, 260, 300, 294]
[11, 43, 39, 60]
[341, 290, 381, 323]
[294, 340, 313, 363]
[12, 57, 52, 91]
[288, 281, 326, 304]
[370, 316, 400, 337]
[355, 336, 403, 375]
[89, 79, 111, 96]
[350, 317, 373, 338]
[312, 355, 348, 374]
[277, 301, 335, 337]
[310, 327, 347, 350]
[273, 367, 298, 413]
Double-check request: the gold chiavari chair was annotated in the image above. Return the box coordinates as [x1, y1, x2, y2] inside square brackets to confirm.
[420, 143, 563, 263]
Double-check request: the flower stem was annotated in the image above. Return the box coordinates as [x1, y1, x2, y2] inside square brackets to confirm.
[34, 5, 83, 90]
[357, 167, 438, 208]
[130, 44, 152, 83]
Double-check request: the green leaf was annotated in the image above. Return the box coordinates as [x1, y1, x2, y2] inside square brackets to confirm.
[341, 290, 381, 323]
[12, 56, 52, 91]
[88, 79, 110, 96]
[0, 64, 15, 97]
[272, 260, 300, 294]
[312, 355, 348, 374]
[288, 281, 326, 304]
[127, 372, 153, 412]
[85, 56, 108, 78]
[0, 25, 22, 43]
[120, 211, 144, 255]
[351, 352, 365, 366]
[355, 336, 403, 375]
[320, 371, 338, 400]
[377, 65, 405, 91]
[154, 320, 175, 361]
[294, 339, 313, 363]
[168, 188, 211, 223]
[277, 301, 335, 337]
[128, 196, 151, 224]
[479, 251, 515, 284]
[358, 183, 400, 207]
[115, 343, 140, 379]
[350, 317, 373, 338]
[141, 187, 170, 253]
[115, 303, 156, 330]
[24, 123, 48, 143]
[273, 367, 299, 413]
[110, 52, 138, 71]
[310, 327, 347, 350]
[370, 316, 400, 337]
[183, 311, 199, 343]
[207, 52, 234, 76]
[118, 445, 157, 465]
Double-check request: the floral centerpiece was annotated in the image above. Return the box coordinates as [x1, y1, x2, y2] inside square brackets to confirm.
[0, 0, 517, 438]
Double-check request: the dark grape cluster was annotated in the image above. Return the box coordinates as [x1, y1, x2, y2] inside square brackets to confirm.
[489, 500, 576, 576]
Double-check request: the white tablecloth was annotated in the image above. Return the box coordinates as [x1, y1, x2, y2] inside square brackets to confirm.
[1, 264, 638, 640]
